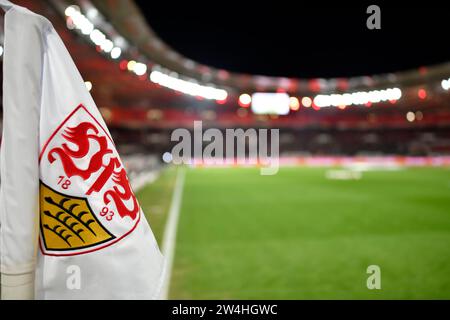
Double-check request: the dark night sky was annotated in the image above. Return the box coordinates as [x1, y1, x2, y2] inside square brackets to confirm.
[135, 1, 450, 78]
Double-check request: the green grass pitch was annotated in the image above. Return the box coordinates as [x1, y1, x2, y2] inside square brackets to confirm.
[138, 166, 450, 299]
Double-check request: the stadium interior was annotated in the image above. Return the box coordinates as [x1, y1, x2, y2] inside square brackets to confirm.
[1, 0, 450, 299]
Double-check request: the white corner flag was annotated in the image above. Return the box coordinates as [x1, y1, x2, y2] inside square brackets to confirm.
[0, 2, 164, 299]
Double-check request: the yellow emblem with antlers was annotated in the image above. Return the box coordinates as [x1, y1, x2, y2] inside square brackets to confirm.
[39, 182, 114, 252]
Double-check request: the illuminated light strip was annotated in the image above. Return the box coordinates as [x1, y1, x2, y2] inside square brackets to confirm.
[150, 71, 228, 101]
[442, 78, 450, 90]
[65, 5, 122, 60]
[64, 5, 428, 108]
[313, 88, 402, 108]
[64, 5, 228, 101]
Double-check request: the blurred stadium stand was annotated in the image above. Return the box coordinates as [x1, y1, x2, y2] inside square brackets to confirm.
[1, 0, 450, 160]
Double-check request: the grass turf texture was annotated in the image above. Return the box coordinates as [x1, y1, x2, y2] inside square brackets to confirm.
[139, 167, 450, 299]
[137, 167, 177, 244]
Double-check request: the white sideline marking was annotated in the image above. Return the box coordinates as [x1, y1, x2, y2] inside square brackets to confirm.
[159, 169, 186, 299]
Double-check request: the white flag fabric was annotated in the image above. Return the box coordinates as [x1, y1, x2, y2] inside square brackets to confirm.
[0, 3, 164, 299]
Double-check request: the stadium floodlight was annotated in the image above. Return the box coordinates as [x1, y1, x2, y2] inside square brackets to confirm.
[67, 7, 94, 35]
[64, 5, 79, 17]
[64, 4, 227, 101]
[289, 97, 300, 110]
[301, 96, 312, 107]
[101, 39, 114, 53]
[162, 152, 173, 163]
[127, 60, 136, 72]
[133, 62, 147, 76]
[86, 8, 99, 20]
[406, 111, 415, 122]
[313, 87, 402, 108]
[251, 92, 290, 115]
[65, 5, 121, 59]
[442, 79, 450, 91]
[110, 47, 121, 59]
[149, 70, 228, 101]
[84, 81, 93, 91]
[90, 29, 106, 46]
[238, 94, 252, 107]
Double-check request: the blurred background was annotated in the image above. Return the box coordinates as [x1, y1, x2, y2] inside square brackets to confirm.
[1, 0, 450, 299]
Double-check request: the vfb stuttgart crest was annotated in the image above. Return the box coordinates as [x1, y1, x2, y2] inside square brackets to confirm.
[39, 104, 141, 256]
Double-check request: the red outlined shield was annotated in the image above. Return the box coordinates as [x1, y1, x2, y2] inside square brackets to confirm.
[39, 104, 141, 256]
